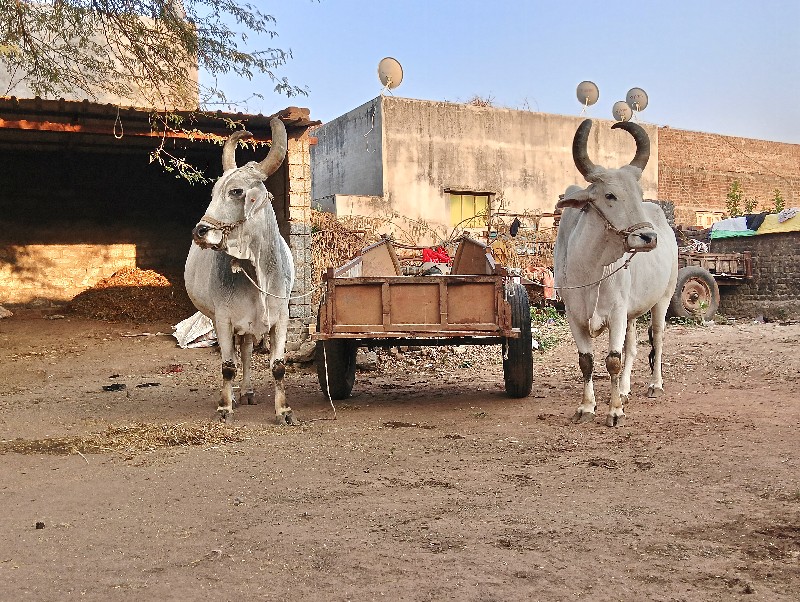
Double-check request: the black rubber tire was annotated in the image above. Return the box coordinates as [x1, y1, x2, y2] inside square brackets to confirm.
[502, 283, 533, 398]
[315, 308, 357, 400]
[668, 266, 720, 321]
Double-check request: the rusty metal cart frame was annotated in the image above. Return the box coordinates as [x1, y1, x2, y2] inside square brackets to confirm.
[669, 251, 753, 320]
[312, 237, 533, 400]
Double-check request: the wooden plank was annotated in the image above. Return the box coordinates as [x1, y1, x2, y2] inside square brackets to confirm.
[361, 239, 401, 276]
[451, 237, 496, 275]
[334, 284, 383, 326]
[389, 282, 440, 325]
[447, 282, 496, 324]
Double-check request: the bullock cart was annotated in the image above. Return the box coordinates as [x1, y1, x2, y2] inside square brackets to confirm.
[312, 237, 533, 400]
[669, 250, 752, 320]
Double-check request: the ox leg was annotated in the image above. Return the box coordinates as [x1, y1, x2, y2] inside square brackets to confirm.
[269, 322, 296, 426]
[647, 299, 669, 398]
[240, 334, 257, 405]
[568, 320, 596, 423]
[620, 318, 638, 398]
[572, 351, 597, 423]
[216, 321, 237, 423]
[605, 316, 628, 427]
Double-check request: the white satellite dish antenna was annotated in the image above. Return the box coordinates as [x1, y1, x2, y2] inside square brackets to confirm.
[378, 57, 403, 92]
[612, 100, 633, 122]
[626, 87, 649, 112]
[576, 81, 599, 107]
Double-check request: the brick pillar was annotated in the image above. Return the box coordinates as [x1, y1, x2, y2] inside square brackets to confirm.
[285, 135, 313, 352]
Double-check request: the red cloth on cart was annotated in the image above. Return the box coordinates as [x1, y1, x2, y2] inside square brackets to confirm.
[422, 247, 451, 263]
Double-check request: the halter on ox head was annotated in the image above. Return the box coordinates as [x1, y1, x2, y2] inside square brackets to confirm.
[192, 117, 288, 251]
[557, 119, 658, 253]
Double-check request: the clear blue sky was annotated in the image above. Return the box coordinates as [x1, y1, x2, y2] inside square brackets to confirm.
[211, 0, 800, 144]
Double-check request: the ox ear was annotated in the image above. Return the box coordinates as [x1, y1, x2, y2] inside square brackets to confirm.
[556, 185, 591, 209]
[620, 164, 644, 180]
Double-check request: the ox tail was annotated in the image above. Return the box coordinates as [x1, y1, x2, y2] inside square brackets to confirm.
[648, 323, 655, 373]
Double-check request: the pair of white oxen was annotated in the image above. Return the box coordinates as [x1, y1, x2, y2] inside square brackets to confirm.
[186, 118, 677, 428]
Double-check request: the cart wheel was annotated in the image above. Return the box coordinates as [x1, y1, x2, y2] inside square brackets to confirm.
[668, 266, 720, 321]
[315, 339, 357, 400]
[502, 283, 533, 398]
[315, 308, 357, 400]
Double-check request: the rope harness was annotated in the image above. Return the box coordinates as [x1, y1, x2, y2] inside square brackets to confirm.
[586, 202, 654, 251]
[553, 201, 652, 293]
[199, 213, 245, 250]
[199, 210, 319, 301]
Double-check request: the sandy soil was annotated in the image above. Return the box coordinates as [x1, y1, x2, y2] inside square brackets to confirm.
[1, 311, 798, 601]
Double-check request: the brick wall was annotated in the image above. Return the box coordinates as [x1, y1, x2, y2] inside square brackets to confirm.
[658, 127, 800, 226]
[711, 233, 800, 319]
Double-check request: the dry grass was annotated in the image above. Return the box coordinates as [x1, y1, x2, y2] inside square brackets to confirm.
[0, 422, 259, 456]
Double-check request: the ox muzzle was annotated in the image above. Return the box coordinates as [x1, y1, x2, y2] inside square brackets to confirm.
[192, 214, 244, 251]
[192, 222, 225, 250]
[626, 227, 658, 252]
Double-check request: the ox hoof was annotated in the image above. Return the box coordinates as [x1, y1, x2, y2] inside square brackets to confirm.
[276, 410, 297, 426]
[243, 391, 258, 405]
[216, 409, 234, 424]
[571, 410, 595, 424]
[605, 413, 625, 427]
[647, 386, 664, 399]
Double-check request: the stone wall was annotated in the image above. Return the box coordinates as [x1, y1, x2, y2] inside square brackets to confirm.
[285, 134, 314, 351]
[658, 127, 800, 226]
[711, 233, 800, 319]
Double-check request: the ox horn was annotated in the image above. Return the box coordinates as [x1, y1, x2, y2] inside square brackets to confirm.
[221, 130, 253, 172]
[572, 119, 598, 180]
[255, 117, 288, 178]
[611, 120, 650, 171]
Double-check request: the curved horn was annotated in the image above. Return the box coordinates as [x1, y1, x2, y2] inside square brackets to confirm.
[221, 130, 253, 172]
[572, 119, 598, 180]
[611, 120, 650, 171]
[255, 117, 288, 178]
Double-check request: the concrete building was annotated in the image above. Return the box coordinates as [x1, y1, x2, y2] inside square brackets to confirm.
[311, 95, 799, 238]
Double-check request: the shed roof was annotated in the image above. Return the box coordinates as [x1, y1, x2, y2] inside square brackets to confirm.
[0, 96, 319, 151]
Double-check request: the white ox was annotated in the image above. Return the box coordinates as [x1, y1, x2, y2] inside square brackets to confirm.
[184, 117, 296, 425]
[553, 119, 678, 427]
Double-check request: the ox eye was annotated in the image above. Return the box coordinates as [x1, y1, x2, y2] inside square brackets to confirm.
[605, 193, 617, 201]
[229, 188, 244, 198]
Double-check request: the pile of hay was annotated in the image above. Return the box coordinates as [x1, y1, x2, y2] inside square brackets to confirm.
[68, 267, 195, 323]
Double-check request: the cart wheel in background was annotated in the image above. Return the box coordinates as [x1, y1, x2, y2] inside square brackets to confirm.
[502, 283, 533, 398]
[668, 266, 720, 321]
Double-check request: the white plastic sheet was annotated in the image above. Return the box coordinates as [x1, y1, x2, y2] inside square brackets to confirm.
[173, 311, 217, 348]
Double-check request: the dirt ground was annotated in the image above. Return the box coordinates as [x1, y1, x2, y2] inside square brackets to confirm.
[1, 310, 798, 602]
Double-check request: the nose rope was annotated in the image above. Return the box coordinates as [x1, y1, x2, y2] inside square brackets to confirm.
[199, 214, 245, 235]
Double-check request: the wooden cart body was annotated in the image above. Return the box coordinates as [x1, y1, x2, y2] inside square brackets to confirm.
[311, 237, 534, 399]
[314, 237, 519, 345]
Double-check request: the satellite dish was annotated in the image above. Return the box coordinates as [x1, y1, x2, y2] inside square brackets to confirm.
[612, 101, 633, 122]
[626, 87, 649, 112]
[378, 57, 403, 90]
[576, 81, 599, 107]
